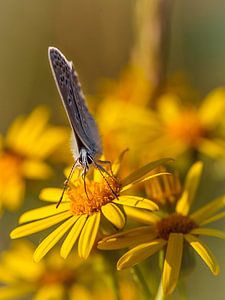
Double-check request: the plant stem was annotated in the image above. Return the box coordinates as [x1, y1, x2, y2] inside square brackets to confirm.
[154, 279, 165, 300]
[131, 265, 152, 299]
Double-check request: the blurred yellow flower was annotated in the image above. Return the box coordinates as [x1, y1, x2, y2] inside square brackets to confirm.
[98, 161, 225, 295]
[0, 241, 118, 300]
[0, 106, 69, 213]
[10, 157, 171, 261]
[150, 88, 225, 159]
[101, 65, 151, 105]
[98, 87, 225, 163]
[96, 65, 155, 163]
[145, 166, 182, 208]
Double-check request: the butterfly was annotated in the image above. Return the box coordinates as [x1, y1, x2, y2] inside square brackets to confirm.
[48, 47, 114, 206]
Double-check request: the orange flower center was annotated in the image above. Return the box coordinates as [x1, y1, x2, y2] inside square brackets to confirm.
[166, 110, 207, 147]
[0, 151, 23, 183]
[68, 176, 121, 216]
[156, 213, 198, 240]
[39, 269, 75, 287]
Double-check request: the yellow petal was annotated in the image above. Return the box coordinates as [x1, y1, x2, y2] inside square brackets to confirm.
[0, 177, 25, 211]
[190, 228, 225, 240]
[162, 233, 183, 295]
[31, 127, 69, 159]
[98, 226, 157, 250]
[64, 167, 80, 181]
[198, 138, 225, 158]
[117, 239, 166, 270]
[78, 212, 101, 259]
[176, 161, 203, 215]
[121, 158, 172, 190]
[111, 148, 129, 176]
[12, 107, 50, 153]
[199, 88, 225, 127]
[190, 196, 225, 224]
[33, 215, 78, 262]
[39, 188, 69, 202]
[200, 211, 225, 226]
[0, 285, 35, 299]
[0, 268, 15, 283]
[19, 203, 70, 224]
[121, 172, 170, 192]
[157, 94, 181, 123]
[21, 160, 52, 179]
[10, 211, 73, 239]
[184, 234, 220, 275]
[5, 116, 24, 148]
[101, 203, 125, 229]
[60, 215, 87, 258]
[34, 284, 64, 300]
[124, 206, 161, 224]
[114, 195, 158, 211]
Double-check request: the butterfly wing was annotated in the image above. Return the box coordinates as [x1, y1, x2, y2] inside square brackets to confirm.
[48, 47, 102, 158]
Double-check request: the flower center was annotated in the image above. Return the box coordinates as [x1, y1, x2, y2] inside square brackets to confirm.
[0, 151, 23, 183]
[156, 213, 198, 240]
[39, 269, 75, 287]
[68, 176, 121, 215]
[166, 110, 207, 147]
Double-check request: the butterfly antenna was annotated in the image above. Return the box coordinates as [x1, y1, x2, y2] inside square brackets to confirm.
[91, 159, 119, 200]
[56, 161, 77, 208]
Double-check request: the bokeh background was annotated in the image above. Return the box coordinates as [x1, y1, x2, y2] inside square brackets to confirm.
[0, 1, 225, 299]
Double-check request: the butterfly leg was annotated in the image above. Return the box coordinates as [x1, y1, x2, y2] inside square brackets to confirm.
[90, 157, 119, 200]
[97, 159, 114, 176]
[56, 160, 78, 208]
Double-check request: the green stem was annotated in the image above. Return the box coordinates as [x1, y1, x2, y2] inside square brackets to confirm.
[131, 265, 153, 299]
[102, 251, 121, 300]
[110, 268, 121, 300]
[154, 279, 165, 300]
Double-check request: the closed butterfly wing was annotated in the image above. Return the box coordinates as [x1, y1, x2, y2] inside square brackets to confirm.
[48, 47, 102, 158]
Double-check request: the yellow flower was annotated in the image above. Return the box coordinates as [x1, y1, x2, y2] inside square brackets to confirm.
[98, 161, 225, 295]
[101, 65, 151, 105]
[97, 100, 157, 163]
[0, 241, 113, 300]
[0, 106, 69, 212]
[98, 87, 225, 163]
[145, 166, 182, 207]
[149, 89, 225, 159]
[10, 157, 170, 262]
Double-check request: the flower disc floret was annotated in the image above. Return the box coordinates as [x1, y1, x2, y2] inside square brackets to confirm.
[156, 213, 198, 240]
[68, 177, 121, 215]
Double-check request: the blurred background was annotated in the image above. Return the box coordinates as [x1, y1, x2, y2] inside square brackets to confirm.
[1, 0, 225, 128]
[0, 1, 225, 299]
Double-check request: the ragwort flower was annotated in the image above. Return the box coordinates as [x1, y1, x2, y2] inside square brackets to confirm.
[10, 156, 170, 262]
[98, 87, 225, 163]
[0, 241, 108, 300]
[148, 88, 225, 159]
[96, 65, 156, 162]
[0, 106, 69, 212]
[98, 161, 225, 295]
